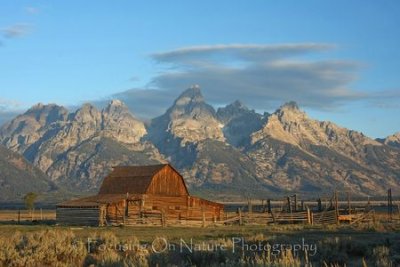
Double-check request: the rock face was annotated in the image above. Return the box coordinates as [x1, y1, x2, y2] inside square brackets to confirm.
[0, 101, 164, 192]
[147, 87, 225, 168]
[217, 100, 265, 148]
[146, 88, 265, 199]
[0, 103, 68, 154]
[378, 132, 400, 148]
[149, 87, 224, 145]
[1, 88, 400, 199]
[0, 144, 56, 202]
[247, 102, 400, 196]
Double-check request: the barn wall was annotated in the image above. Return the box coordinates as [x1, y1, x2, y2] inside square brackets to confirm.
[124, 195, 224, 221]
[56, 207, 100, 226]
[146, 166, 188, 196]
[105, 201, 126, 225]
[187, 196, 224, 220]
[142, 195, 188, 219]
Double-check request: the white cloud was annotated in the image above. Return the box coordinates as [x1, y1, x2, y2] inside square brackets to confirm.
[1, 23, 31, 39]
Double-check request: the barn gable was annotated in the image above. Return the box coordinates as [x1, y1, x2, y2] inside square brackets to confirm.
[146, 164, 188, 196]
[98, 164, 189, 196]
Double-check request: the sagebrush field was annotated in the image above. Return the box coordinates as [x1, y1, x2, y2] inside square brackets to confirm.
[0, 217, 399, 267]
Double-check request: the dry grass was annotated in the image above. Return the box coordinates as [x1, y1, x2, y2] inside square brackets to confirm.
[0, 209, 399, 266]
[0, 222, 398, 266]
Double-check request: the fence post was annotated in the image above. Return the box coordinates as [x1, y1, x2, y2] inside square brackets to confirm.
[334, 191, 339, 225]
[347, 192, 351, 215]
[317, 198, 322, 212]
[307, 207, 311, 225]
[248, 199, 252, 214]
[293, 194, 297, 212]
[301, 200, 305, 211]
[287, 197, 292, 213]
[238, 208, 243, 226]
[388, 188, 393, 221]
[161, 210, 166, 227]
[267, 199, 272, 213]
[202, 212, 206, 227]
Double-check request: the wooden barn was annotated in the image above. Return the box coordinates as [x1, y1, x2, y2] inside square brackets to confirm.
[56, 164, 224, 226]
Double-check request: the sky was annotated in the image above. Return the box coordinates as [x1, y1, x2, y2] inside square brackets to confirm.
[1, 1, 400, 138]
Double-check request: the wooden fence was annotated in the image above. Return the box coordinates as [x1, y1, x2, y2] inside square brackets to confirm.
[0, 209, 56, 223]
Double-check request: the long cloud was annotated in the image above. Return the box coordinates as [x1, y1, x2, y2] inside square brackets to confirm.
[151, 44, 365, 109]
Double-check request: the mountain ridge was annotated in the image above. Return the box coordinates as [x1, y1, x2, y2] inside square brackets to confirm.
[1, 87, 399, 200]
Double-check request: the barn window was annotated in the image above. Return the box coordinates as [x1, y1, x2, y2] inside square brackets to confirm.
[175, 206, 180, 210]
[152, 206, 158, 210]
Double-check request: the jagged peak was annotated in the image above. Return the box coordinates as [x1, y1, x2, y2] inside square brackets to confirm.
[79, 102, 97, 111]
[30, 102, 44, 109]
[108, 99, 124, 107]
[174, 85, 204, 106]
[229, 100, 247, 110]
[274, 101, 304, 118]
[27, 102, 64, 112]
[103, 99, 129, 113]
[102, 99, 137, 121]
[279, 101, 300, 111]
[216, 100, 252, 123]
[70, 103, 100, 121]
[385, 132, 400, 141]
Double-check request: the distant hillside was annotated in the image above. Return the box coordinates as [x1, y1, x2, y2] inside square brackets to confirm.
[0, 144, 57, 202]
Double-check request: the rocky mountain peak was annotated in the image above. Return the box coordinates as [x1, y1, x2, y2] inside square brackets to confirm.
[72, 103, 100, 119]
[217, 100, 250, 124]
[0, 103, 68, 153]
[103, 99, 131, 117]
[168, 86, 216, 120]
[280, 101, 299, 110]
[109, 99, 124, 106]
[101, 100, 147, 144]
[148, 87, 224, 146]
[381, 132, 400, 148]
[216, 101, 264, 147]
[29, 102, 45, 110]
[224, 100, 248, 113]
[174, 85, 204, 106]
[172, 86, 205, 113]
[274, 101, 307, 124]
[232, 100, 246, 109]
[26, 103, 68, 121]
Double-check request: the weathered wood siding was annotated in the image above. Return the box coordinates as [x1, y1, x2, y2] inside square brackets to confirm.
[105, 201, 126, 225]
[124, 195, 223, 223]
[146, 165, 188, 196]
[56, 207, 99, 226]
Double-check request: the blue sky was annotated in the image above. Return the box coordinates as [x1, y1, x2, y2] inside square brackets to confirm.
[1, 1, 400, 138]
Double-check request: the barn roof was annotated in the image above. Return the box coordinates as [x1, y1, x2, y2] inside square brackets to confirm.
[98, 164, 171, 195]
[57, 163, 193, 207]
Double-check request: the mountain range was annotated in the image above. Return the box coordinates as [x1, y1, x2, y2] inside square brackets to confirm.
[1, 87, 399, 201]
